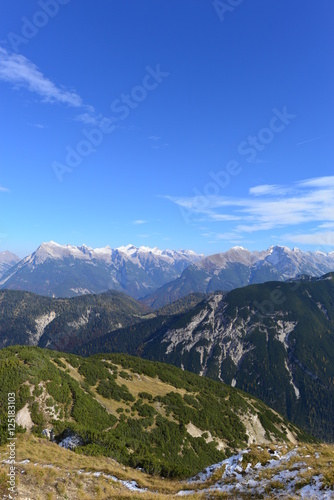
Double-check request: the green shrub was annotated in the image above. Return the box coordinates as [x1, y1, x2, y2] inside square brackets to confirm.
[97, 379, 135, 403]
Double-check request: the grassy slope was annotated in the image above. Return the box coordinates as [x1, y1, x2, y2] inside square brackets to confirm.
[0, 435, 333, 499]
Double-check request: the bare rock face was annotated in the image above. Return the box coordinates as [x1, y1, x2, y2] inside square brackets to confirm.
[15, 404, 33, 431]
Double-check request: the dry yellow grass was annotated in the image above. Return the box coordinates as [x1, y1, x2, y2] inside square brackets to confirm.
[1, 435, 333, 499]
[109, 363, 187, 398]
[0, 434, 201, 499]
[58, 357, 85, 384]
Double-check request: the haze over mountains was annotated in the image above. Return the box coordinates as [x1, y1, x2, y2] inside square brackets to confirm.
[1, 242, 334, 306]
[0, 250, 20, 278]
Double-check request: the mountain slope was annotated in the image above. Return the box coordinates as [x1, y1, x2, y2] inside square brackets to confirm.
[0, 289, 150, 352]
[3, 435, 332, 499]
[0, 250, 20, 278]
[78, 273, 334, 441]
[0, 346, 312, 481]
[0, 241, 202, 299]
[142, 246, 334, 308]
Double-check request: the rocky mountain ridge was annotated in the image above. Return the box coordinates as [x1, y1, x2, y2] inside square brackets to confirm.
[1, 242, 334, 304]
[0, 289, 150, 352]
[0, 241, 202, 299]
[78, 273, 334, 441]
[142, 245, 334, 308]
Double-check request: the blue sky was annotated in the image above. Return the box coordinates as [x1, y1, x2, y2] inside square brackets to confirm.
[0, 0, 333, 257]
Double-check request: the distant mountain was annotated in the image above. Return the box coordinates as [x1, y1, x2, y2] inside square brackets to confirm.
[0, 241, 202, 299]
[0, 289, 149, 352]
[142, 246, 334, 308]
[2, 243, 333, 304]
[0, 250, 20, 278]
[79, 273, 334, 441]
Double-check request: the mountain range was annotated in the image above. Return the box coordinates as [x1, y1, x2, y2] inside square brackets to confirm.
[1, 242, 334, 305]
[142, 245, 334, 308]
[0, 241, 202, 299]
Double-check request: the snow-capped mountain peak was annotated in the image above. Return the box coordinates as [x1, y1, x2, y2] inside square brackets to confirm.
[34, 241, 92, 263]
[0, 242, 202, 299]
[116, 244, 203, 262]
[1, 242, 334, 303]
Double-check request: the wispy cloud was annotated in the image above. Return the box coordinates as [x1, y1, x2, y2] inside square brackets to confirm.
[296, 136, 321, 146]
[28, 122, 45, 129]
[164, 176, 334, 244]
[298, 176, 334, 188]
[133, 220, 148, 225]
[249, 184, 293, 197]
[147, 135, 168, 150]
[0, 185, 9, 192]
[74, 111, 100, 126]
[284, 231, 334, 246]
[0, 47, 83, 107]
[202, 231, 244, 241]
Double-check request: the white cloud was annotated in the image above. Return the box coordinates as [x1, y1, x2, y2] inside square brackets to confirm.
[0, 47, 83, 107]
[147, 135, 168, 150]
[164, 176, 334, 239]
[133, 220, 148, 225]
[28, 122, 45, 129]
[298, 176, 334, 188]
[249, 184, 293, 196]
[163, 194, 243, 211]
[0, 185, 9, 192]
[296, 136, 321, 146]
[202, 231, 243, 241]
[75, 112, 100, 126]
[284, 231, 334, 246]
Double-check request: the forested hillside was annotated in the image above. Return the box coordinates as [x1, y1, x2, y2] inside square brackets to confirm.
[0, 346, 311, 479]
